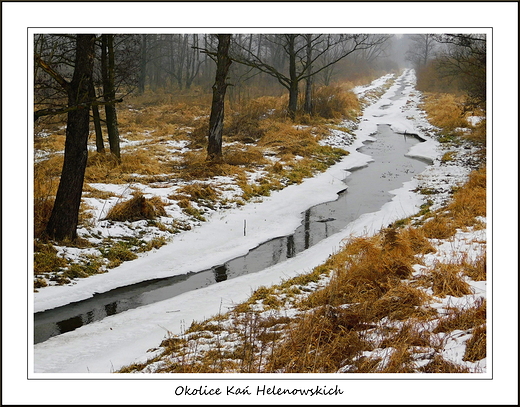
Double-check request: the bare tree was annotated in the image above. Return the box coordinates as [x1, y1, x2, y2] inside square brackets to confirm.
[303, 34, 314, 114]
[34, 34, 76, 121]
[405, 34, 437, 68]
[37, 34, 96, 241]
[206, 34, 232, 162]
[89, 79, 104, 152]
[231, 34, 390, 119]
[138, 34, 147, 94]
[101, 34, 121, 160]
[435, 34, 487, 110]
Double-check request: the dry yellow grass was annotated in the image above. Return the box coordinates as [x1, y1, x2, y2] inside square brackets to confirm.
[105, 193, 167, 222]
[301, 227, 434, 317]
[417, 354, 470, 373]
[463, 324, 486, 362]
[173, 183, 219, 203]
[427, 262, 473, 298]
[119, 92, 211, 132]
[461, 252, 487, 281]
[433, 298, 486, 333]
[34, 133, 66, 152]
[420, 216, 457, 240]
[371, 284, 434, 320]
[421, 93, 468, 131]
[264, 308, 369, 373]
[135, 161, 487, 372]
[421, 166, 486, 239]
[176, 150, 243, 180]
[312, 85, 360, 121]
[84, 149, 172, 184]
[466, 118, 486, 145]
[258, 121, 319, 156]
[224, 96, 284, 143]
[223, 144, 268, 166]
[399, 227, 436, 255]
[447, 166, 486, 221]
[34, 166, 59, 237]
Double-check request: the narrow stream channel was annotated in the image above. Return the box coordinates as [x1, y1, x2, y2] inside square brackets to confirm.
[34, 124, 430, 344]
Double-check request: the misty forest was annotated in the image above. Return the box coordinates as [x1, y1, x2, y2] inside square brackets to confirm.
[33, 33, 487, 374]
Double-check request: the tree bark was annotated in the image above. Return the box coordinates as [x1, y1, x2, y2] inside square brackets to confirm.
[207, 34, 232, 162]
[45, 34, 95, 241]
[101, 34, 121, 160]
[287, 35, 298, 119]
[89, 80, 104, 152]
[303, 34, 313, 115]
[138, 34, 147, 94]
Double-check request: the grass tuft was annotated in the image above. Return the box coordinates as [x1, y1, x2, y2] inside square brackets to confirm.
[463, 324, 486, 362]
[418, 354, 470, 373]
[34, 241, 67, 274]
[105, 193, 167, 222]
[427, 262, 473, 298]
[433, 298, 486, 333]
[421, 93, 468, 132]
[311, 85, 360, 121]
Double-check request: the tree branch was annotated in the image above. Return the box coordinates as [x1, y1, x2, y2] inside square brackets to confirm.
[34, 98, 123, 121]
[34, 54, 71, 92]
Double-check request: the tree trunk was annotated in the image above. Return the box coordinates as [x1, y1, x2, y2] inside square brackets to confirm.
[288, 80, 298, 120]
[45, 34, 95, 241]
[101, 34, 120, 160]
[287, 35, 298, 119]
[89, 80, 104, 152]
[176, 34, 188, 90]
[138, 34, 147, 94]
[207, 34, 232, 162]
[303, 34, 313, 115]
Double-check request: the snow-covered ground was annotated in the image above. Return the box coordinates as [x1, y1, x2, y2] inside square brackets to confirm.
[32, 69, 486, 377]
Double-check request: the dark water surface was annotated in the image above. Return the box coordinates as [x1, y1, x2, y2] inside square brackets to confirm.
[34, 124, 429, 344]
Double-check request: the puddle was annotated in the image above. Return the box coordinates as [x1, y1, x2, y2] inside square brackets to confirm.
[34, 124, 429, 344]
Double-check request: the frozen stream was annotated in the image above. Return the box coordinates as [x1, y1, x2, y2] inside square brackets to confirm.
[34, 124, 429, 344]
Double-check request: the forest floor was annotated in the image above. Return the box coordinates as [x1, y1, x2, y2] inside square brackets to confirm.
[32, 69, 487, 376]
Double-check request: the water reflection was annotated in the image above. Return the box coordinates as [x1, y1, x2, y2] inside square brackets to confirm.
[213, 265, 228, 283]
[287, 235, 295, 258]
